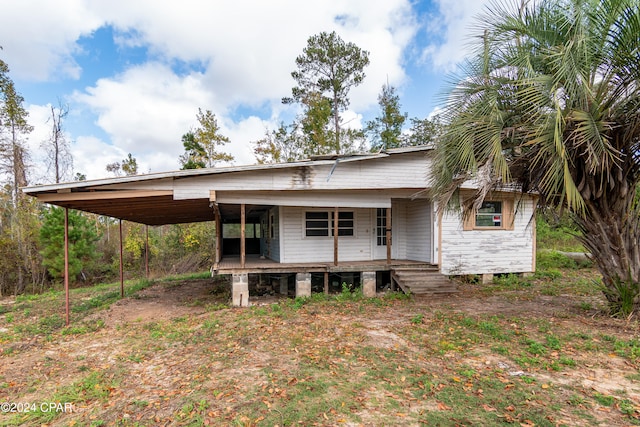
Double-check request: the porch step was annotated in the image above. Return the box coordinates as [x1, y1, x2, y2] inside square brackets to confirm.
[390, 267, 457, 295]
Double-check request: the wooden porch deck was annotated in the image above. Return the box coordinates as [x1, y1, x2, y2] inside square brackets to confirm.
[214, 255, 435, 274]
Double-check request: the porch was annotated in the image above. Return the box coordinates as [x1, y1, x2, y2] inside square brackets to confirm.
[213, 255, 433, 274]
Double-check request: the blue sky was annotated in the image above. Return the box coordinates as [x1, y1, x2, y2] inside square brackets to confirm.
[0, 0, 491, 181]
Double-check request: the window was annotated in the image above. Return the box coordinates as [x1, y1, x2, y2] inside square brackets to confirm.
[463, 196, 514, 231]
[305, 211, 329, 236]
[223, 223, 261, 238]
[332, 211, 354, 236]
[376, 208, 387, 246]
[476, 201, 502, 227]
[305, 211, 354, 237]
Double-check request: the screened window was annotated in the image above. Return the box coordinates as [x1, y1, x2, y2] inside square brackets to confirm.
[223, 223, 261, 238]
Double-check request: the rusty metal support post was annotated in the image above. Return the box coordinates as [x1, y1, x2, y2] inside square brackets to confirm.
[240, 204, 246, 268]
[64, 208, 70, 326]
[214, 206, 221, 264]
[145, 225, 149, 279]
[333, 207, 339, 266]
[119, 219, 124, 298]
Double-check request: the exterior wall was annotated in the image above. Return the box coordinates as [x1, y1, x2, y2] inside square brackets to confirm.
[142, 151, 433, 200]
[391, 201, 407, 260]
[405, 199, 432, 262]
[266, 207, 280, 262]
[439, 196, 535, 275]
[280, 206, 372, 263]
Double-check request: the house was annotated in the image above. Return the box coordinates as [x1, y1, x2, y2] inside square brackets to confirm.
[23, 146, 536, 306]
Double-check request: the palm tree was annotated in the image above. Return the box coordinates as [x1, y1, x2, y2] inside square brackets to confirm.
[431, 0, 640, 315]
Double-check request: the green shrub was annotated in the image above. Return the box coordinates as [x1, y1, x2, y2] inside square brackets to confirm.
[537, 251, 578, 270]
[536, 214, 583, 252]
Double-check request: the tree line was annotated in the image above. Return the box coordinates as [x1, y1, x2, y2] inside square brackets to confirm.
[6, 0, 638, 319]
[0, 32, 441, 295]
[178, 31, 443, 169]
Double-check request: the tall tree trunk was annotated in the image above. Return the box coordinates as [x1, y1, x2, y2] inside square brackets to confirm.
[333, 93, 340, 154]
[575, 190, 640, 315]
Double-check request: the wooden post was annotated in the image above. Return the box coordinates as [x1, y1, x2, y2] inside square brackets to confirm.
[64, 208, 70, 326]
[386, 207, 392, 265]
[334, 207, 339, 266]
[119, 219, 124, 298]
[145, 225, 149, 279]
[240, 204, 246, 268]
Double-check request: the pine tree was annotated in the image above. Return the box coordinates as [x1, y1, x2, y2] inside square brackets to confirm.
[179, 109, 234, 169]
[39, 207, 100, 282]
[284, 31, 369, 154]
[366, 84, 407, 151]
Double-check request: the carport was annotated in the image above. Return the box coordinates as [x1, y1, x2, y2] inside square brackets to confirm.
[23, 173, 225, 325]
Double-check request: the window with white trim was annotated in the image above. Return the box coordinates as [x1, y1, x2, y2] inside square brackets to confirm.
[475, 201, 502, 227]
[304, 211, 354, 237]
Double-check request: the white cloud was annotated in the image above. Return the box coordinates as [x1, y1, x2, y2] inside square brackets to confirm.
[2, 0, 452, 178]
[68, 0, 418, 172]
[70, 135, 127, 180]
[72, 63, 214, 173]
[421, 0, 491, 71]
[0, 0, 101, 80]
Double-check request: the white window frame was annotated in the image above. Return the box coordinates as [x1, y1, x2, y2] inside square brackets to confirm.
[304, 210, 355, 238]
[475, 201, 503, 228]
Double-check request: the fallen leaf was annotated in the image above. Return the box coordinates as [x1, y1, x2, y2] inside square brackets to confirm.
[437, 402, 452, 411]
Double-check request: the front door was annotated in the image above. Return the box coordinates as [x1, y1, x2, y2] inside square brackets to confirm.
[373, 208, 389, 259]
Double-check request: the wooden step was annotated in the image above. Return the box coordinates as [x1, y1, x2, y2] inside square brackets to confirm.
[391, 267, 457, 295]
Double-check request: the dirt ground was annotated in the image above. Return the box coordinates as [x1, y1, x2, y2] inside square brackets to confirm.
[2, 277, 640, 426]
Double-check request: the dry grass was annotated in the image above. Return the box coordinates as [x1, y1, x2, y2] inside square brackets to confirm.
[0, 269, 639, 426]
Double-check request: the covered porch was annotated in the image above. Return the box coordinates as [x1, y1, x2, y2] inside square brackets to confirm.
[214, 255, 432, 274]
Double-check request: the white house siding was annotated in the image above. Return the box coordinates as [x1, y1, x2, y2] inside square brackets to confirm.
[439, 196, 535, 275]
[391, 201, 407, 260]
[266, 207, 280, 262]
[165, 151, 431, 199]
[405, 199, 432, 262]
[280, 206, 372, 263]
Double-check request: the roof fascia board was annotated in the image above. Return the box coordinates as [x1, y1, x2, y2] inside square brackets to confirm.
[36, 190, 173, 203]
